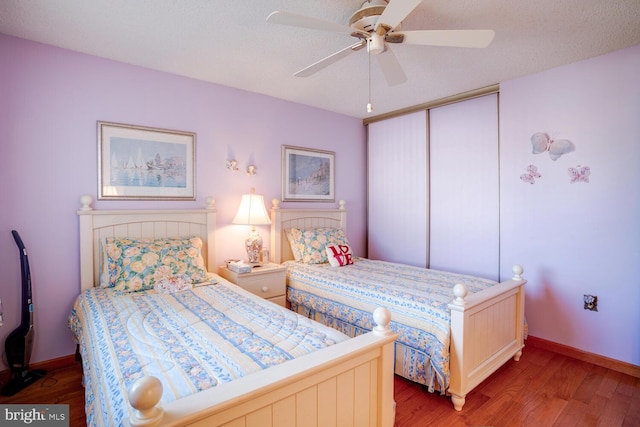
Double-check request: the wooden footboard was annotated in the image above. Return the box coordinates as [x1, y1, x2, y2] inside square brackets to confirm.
[126, 308, 398, 427]
[269, 202, 527, 412]
[447, 265, 526, 411]
[77, 199, 397, 426]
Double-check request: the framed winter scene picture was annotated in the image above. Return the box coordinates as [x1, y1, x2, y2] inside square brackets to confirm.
[282, 145, 335, 202]
[97, 121, 196, 200]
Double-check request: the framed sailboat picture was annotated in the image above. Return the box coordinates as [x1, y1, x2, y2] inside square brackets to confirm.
[282, 145, 335, 202]
[98, 121, 196, 200]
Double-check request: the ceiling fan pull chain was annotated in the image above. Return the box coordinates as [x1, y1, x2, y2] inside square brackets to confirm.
[367, 38, 373, 113]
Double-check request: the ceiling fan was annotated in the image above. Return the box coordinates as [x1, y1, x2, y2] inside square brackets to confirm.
[266, 0, 495, 87]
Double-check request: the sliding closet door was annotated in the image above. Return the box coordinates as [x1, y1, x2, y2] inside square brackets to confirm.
[429, 94, 499, 280]
[368, 110, 428, 267]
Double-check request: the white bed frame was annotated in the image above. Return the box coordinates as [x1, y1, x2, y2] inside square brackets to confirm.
[269, 200, 526, 411]
[76, 196, 397, 427]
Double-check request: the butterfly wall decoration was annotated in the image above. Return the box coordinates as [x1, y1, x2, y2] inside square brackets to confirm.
[520, 164, 542, 184]
[568, 165, 590, 183]
[531, 132, 575, 161]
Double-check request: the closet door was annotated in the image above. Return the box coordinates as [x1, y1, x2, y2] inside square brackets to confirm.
[429, 94, 499, 280]
[368, 110, 428, 267]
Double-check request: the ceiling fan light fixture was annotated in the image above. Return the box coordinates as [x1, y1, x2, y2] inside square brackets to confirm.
[368, 33, 385, 55]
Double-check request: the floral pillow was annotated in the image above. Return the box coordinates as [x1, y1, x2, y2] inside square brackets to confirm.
[102, 236, 208, 292]
[284, 228, 304, 261]
[285, 228, 350, 264]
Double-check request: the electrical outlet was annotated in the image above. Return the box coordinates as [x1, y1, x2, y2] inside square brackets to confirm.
[584, 294, 598, 311]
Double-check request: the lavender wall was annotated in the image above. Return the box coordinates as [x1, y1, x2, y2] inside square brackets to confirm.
[2, 32, 638, 369]
[0, 34, 366, 367]
[500, 44, 640, 366]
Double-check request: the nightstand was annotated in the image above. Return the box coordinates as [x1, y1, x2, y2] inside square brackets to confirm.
[218, 263, 287, 307]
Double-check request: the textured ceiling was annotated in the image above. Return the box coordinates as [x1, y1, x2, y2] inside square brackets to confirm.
[1, 0, 639, 119]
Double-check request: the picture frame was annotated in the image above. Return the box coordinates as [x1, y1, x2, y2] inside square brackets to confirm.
[282, 145, 335, 202]
[98, 121, 196, 200]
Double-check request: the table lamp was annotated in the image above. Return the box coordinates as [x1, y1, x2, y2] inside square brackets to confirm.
[232, 188, 271, 263]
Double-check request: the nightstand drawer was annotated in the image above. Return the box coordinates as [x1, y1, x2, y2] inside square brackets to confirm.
[235, 274, 285, 299]
[218, 264, 287, 306]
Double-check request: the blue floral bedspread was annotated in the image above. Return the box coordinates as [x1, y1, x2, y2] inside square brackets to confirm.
[69, 278, 348, 427]
[285, 258, 498, 393]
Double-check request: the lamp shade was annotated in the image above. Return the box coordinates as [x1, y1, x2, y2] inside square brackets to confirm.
[232, 192, 271, 226]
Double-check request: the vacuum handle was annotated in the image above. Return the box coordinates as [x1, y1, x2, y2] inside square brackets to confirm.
[11, 230, 33, 327]
[12, 230, 27, 254]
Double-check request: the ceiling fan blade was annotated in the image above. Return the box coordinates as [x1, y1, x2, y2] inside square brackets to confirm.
[374, 47, 408, 86]
[396, 29, 495, 48]
[267, 11, 360, 35]
[375, 0, 423, 32]
[294, 41, 366, 77]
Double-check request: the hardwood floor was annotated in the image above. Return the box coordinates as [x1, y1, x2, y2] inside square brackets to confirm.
[395, 345, 640, 427]
[1, 345, 638, 427]
[0, 361, 86, 426]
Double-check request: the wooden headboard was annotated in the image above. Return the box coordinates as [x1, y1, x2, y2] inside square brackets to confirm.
[269, 199, 347, 264]
[76, 196, 216, 292]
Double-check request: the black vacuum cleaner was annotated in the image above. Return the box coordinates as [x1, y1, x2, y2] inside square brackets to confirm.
[1, 230, 45, 396]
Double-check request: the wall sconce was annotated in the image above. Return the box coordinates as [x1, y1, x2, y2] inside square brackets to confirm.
[247, 165, 257, 176]
[232, 188, 271, 263]
[226, 159, 238, 171]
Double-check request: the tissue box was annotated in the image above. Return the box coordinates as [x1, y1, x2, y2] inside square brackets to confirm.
[228, 262, 252, 274]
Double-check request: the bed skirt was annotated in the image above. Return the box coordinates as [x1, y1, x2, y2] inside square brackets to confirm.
[289, 299, 446, 393]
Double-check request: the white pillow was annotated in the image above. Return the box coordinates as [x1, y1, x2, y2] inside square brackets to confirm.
[325, 244, 354, 267]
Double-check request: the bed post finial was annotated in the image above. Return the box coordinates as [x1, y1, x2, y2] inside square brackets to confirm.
[512, 264, 524, 280]
[128, 376, 163, 426]
[272, 199, 281, 209]
[205, 197, 216, 210]
[452, 284, 468, 306]
[79, 195, 93, 211]
[372, 307, 393, 336]
[338, 200, 346, 210]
